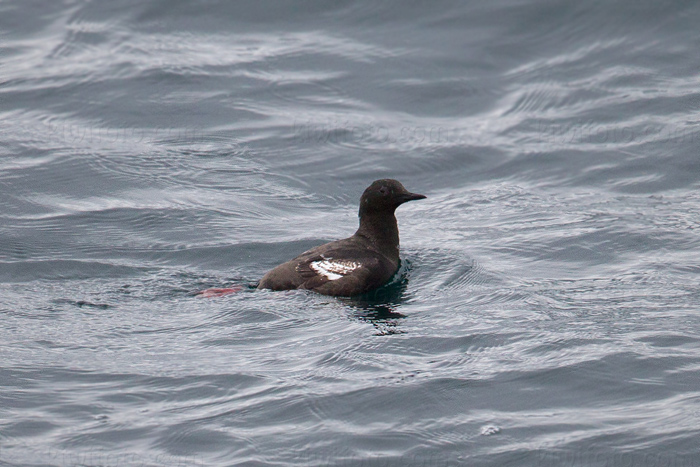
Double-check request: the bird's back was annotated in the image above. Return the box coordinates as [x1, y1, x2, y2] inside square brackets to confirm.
[257, 235, 398, 296]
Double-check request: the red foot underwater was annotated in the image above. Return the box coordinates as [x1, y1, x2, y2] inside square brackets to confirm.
[195, 286, 243, 298]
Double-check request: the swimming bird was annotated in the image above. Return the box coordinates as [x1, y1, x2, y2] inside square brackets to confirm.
[257, 179, 426, 296]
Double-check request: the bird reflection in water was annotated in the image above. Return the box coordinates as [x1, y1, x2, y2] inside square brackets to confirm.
[341, 260, 412, 335]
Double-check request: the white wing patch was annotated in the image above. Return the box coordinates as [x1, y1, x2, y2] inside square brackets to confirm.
[309, 259, 360, 281]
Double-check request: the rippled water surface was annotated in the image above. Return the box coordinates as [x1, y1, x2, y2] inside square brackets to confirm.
[2, 1, 700, 465]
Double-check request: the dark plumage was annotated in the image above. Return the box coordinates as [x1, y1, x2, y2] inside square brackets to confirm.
[257, 179, 426, 296]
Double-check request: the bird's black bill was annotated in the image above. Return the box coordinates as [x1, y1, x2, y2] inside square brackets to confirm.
[399, 192, 427, 203]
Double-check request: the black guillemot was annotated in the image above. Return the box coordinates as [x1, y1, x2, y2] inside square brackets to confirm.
[257, 179, 426, 297]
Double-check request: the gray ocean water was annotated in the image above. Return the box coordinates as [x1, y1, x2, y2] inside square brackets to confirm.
[2, 1, 700, 466]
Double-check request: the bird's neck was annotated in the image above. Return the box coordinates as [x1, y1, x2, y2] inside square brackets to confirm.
[355, 211, 400, 260]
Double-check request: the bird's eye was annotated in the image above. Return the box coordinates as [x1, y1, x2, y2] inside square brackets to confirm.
[379, 186, 388, 195]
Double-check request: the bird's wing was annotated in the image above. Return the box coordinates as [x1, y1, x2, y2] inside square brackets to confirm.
[295, 252, 381, 295]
